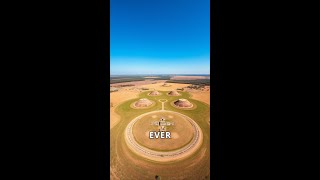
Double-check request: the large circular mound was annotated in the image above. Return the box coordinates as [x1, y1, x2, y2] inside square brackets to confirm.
[174, 99, 193, 108]
[167, 90, 181, 96]
[132, 111, 194, 151]
[125, 110, 203, 162]
[148, 91, 161, 96]
[134, 98, 153, 107]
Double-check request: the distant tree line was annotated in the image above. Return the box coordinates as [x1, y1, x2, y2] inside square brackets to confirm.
[110, 76, 171, 84]
[166, 79, 210, 86]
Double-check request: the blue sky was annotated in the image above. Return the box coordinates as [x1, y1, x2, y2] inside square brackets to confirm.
[110, 0, 210, 75]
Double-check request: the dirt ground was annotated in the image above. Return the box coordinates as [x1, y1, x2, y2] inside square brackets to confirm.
[189, 91, 210, 105]
[186, 86, 210, 105]
[110, 80, 167, 87]
[110, 89, 139, 129]
[170, 76, 209, 80]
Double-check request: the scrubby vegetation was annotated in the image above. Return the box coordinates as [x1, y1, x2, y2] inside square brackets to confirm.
[116, 84, 135, 87]
[110, 75, 171, 84]
[166, 79, 210, 86]
[187, 85, 206, 89]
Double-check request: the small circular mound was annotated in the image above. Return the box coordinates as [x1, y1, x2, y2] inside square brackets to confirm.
[134, 98, 153, 107]
[174, 99, 193, 108]
[148, 91, 161, 96]
[167, 90, 181, 96]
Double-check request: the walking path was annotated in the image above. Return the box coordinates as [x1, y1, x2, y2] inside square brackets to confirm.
[158, 99, 167, 111]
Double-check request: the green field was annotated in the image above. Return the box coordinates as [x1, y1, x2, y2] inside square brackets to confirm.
[110, 91, 210, 180]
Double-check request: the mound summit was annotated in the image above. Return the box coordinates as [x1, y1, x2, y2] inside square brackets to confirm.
[168, 90, 180, 96]
[149, 91, 160, 96]
[135, 98, 153, 107]
[174, 99, 193, 108]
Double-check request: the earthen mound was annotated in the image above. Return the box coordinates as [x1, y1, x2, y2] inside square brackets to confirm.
[149, 91, 160, 96]
[174, 99, 193, 108]
[135, 98, 153, 107]
[168, 90, 180, 96]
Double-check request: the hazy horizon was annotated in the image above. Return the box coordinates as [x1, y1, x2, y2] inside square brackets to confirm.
[110, 73, 210, 76]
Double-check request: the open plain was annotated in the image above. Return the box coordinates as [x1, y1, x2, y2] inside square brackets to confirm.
[110, 81, 210, 180]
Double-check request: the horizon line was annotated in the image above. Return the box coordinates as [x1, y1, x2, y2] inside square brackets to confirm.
[110, 74, 210, 75]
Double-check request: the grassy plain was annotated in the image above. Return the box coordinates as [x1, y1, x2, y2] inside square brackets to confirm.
[110, 90, 210, 180]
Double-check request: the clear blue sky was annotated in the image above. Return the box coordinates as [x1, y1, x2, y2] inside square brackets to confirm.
[110, 0, 210, 75]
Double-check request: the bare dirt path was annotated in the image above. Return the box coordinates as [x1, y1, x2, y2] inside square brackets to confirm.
[158, 99, 167, 110]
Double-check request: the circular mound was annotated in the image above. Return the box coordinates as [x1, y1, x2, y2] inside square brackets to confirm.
[135, 98, 152, 107]
[132, 111, 194, 151]
[125, 110, 203, 162]
[174, 99, 193, 108]
[167, 90, 181, 96]
[131, 98, 154, 109]
[148, 91, 161, 96]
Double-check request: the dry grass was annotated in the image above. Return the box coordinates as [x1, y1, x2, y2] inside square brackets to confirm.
[186, 86, 210, 105]
[110, 90, 139, 129]
[189, 91, 210, 105]
[110, 90, 210, 179]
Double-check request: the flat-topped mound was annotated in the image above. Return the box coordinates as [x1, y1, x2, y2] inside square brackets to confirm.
[131, 111, 195, 151]
[168, 90, 180, 96]
[135, 98, 153, 107]
[174, 99, 193, 108]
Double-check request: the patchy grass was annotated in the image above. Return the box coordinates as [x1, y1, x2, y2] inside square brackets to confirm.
[110, 91, 210, 180]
